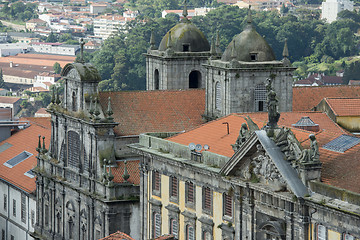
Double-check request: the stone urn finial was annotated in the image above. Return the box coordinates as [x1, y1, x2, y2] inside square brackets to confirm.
[123, 160, 130, 182]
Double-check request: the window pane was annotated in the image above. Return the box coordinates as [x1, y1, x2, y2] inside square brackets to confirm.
[317, 225, 326, 240]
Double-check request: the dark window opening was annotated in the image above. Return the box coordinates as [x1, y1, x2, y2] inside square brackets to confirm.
[250, 53, 257, 61]
[154, 69, 159, 90]
[72, 91, 76, 112]
[183, 44, 190, 52]
[189, 71, 201, 88]
[258, 101, 264, 112]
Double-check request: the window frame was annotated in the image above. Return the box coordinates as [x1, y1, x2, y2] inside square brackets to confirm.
[186, 224, 195, 240]
[223, 192, 233, 219]
[153, 212, 161, 239]
[152, 170, 161, 197]
[202, 186, 212, 215]
[12, 199, 16, 217]
[169, 176, 179, 203]
[185, 181, 195, 208]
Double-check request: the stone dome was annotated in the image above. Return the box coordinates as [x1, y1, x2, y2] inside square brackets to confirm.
[158, 20, 210, 52]
[221, 24, 276, 62]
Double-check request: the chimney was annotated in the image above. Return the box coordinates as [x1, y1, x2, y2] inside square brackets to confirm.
[292, 116, 320, 132]
[9, 61, 13, 68]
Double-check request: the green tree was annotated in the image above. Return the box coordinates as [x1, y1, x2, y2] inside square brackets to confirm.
[53, 62, 62, 74]
[46, 32, 58, 43]
[39, 92, 51, 107]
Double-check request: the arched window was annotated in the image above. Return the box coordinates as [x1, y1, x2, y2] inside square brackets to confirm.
[68, 131, 80, 168]
[254, 84, 267, 112]
[215, 82, 221, 110]
[186, 225, 195, 240]
[72, 91, 77, 112]
[203, 231, 211, 240]
[170, 218, 178, 238]
[189, 71, 201, 88]
[154, 69, 159, 90]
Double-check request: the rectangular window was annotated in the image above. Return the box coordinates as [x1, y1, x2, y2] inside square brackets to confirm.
[153, 171, 160, 191]
[2, 229, 5, 240]
[203, 187, 212, 211]
[11, 235, 14, 240]
[170, 176, 178, 198]
[31, 210, 35, 227]
[12, 199, 16, 217]
[21, 194, 26, 223]
[186, 181, 194, 204]
[3, 194, 6, 211]
[224, 193, 232, 217]
[317, 225, 326, 240]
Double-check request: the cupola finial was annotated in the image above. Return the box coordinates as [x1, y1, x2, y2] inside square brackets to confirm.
[150, 30, 156, 50]
[183, 0, 188, 18]
[282, 38, 289, 58]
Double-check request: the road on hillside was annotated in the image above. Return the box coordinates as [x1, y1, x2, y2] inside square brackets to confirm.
[0, 20, 26, 31]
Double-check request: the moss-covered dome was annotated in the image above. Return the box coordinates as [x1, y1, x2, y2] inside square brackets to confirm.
[221, 24, 276, 62]
[158, 21, 210, 52]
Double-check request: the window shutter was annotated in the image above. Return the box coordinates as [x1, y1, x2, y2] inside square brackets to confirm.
[215, 82, 221, 110]
[224, 193, 232, 217]
[317, 225, 326, 240]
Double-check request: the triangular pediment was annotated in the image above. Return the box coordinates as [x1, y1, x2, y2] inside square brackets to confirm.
[220, 130, 308, 198]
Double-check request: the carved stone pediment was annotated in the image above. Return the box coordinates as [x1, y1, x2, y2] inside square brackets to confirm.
[233, 144, 287, 191]
[221, 130, 309, 198]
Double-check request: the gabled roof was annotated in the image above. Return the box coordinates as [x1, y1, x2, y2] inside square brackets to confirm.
[221, 130, 309, 198]
[167, 112, 360, 193]
[293, 85, 360, 111]
[0, 118, 51, 193]
[99, 89, 205, 136]
[324, 98, 360, 116]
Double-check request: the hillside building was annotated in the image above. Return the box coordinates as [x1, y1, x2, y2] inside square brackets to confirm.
[321, 0, 354, 23]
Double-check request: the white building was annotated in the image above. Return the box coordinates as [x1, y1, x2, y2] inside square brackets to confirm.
[31, 42, 79, 56]
[0, 118, 50, 240]
[322, 0, 354, 23]
[0, 43, 31, 57]
[90, 3, 109, 14]
[93, 14, 133, 40]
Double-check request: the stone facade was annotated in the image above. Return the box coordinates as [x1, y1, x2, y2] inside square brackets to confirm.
[145, 13, 211, 91]
[32, 61, 140, 240]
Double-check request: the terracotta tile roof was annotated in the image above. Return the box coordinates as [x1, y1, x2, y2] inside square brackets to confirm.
[109, 160, 140, 185]
[167, 112, 360, 193]
[324, 98, 360, 116]
[0, 54, 75, 68]
[99, 231, 135, 240]
[35, 108, 48, 115]
[99, 89, 206, 136]
[0, 117, 51, 193]
[293, 86, 360, 111]
[3, 67, 38, 79]
[0, 96, 21, 104]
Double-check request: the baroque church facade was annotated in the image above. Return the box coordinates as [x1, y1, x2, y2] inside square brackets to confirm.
[32, 4, 360, 240]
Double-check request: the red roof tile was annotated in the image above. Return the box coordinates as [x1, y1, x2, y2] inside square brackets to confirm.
[167, 112, 360, 193]
[109, 160, 140, 185]
[293, 85, 360, 111]
[324, 98, 360, 116]
[99, 231, 135, 240]
[99, 89, 206, 136]
[0, 96, 21, 104]
[0, 117, 51, 193]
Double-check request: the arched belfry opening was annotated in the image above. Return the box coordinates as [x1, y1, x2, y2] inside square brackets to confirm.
[154, 69, 159, 90]
[189, 71, 201, 88]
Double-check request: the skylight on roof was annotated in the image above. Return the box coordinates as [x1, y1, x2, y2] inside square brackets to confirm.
[322, 135, 360, 153]
[0, 142, 12, 153]
[24, 170, 35, 178]
[3, 151, 33, 168]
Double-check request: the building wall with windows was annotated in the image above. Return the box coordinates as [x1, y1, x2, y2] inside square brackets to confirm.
[0, 181, 36, 240]
[130, 112, 360, 240]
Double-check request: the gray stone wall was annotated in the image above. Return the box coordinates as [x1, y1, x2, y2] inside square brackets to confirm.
[146, 52, 210, 90]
